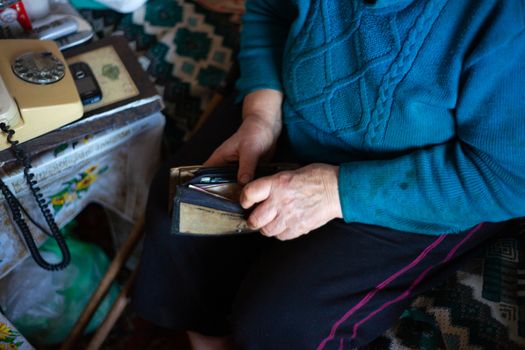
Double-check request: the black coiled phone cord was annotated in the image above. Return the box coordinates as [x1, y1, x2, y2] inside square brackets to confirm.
[0, 122, 70, 271]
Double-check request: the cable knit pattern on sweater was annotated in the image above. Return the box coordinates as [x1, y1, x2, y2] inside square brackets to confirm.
[365, 0, 446, 145]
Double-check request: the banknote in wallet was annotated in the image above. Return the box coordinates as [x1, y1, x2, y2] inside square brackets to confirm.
[169, 164, 298, 236]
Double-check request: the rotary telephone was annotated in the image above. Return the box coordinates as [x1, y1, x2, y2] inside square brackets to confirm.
[0, 39, 83, 150]
[0, 39, 83, 270]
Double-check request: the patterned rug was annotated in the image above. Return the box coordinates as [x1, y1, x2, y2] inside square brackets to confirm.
[364, 220, 525, 350]
[79, 0, 240, 152]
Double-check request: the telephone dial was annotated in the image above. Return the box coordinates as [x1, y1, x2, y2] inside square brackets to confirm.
[0, 39, 83, 271]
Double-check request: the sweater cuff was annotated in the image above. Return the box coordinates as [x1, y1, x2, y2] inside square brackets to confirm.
[236, 49, 283, 102]
[338, 161, 466, 234]
[338, 162, 387, 225]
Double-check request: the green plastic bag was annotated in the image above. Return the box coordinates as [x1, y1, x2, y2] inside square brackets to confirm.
[0, 226, 120, 346]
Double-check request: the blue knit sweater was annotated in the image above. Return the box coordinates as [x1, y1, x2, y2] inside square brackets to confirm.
[236, 0, 525, 234]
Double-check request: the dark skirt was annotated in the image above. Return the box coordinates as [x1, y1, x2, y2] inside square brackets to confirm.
[132, 95, 505, 349]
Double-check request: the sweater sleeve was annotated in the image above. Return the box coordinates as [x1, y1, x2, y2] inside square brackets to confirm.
[338, 28, 525, 235]
[235, 0, 295, 100]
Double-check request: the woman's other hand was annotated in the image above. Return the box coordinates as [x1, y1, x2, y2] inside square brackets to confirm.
[241, 164, 343, 241]
[204, 89, 283, 184]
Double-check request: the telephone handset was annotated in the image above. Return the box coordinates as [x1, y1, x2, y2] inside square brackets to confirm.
[0, 39, 83, 151]
[0, 39, 83, 271]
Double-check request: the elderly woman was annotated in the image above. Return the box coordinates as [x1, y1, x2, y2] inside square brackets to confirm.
[133, 0, 525, 348]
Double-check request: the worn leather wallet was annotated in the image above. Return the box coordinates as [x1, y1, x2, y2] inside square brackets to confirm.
[169, 164, 297, 235]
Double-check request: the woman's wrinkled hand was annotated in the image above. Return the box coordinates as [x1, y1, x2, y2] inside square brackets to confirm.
[204, 89, 283, 185]
[240, 163, 343, 241]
